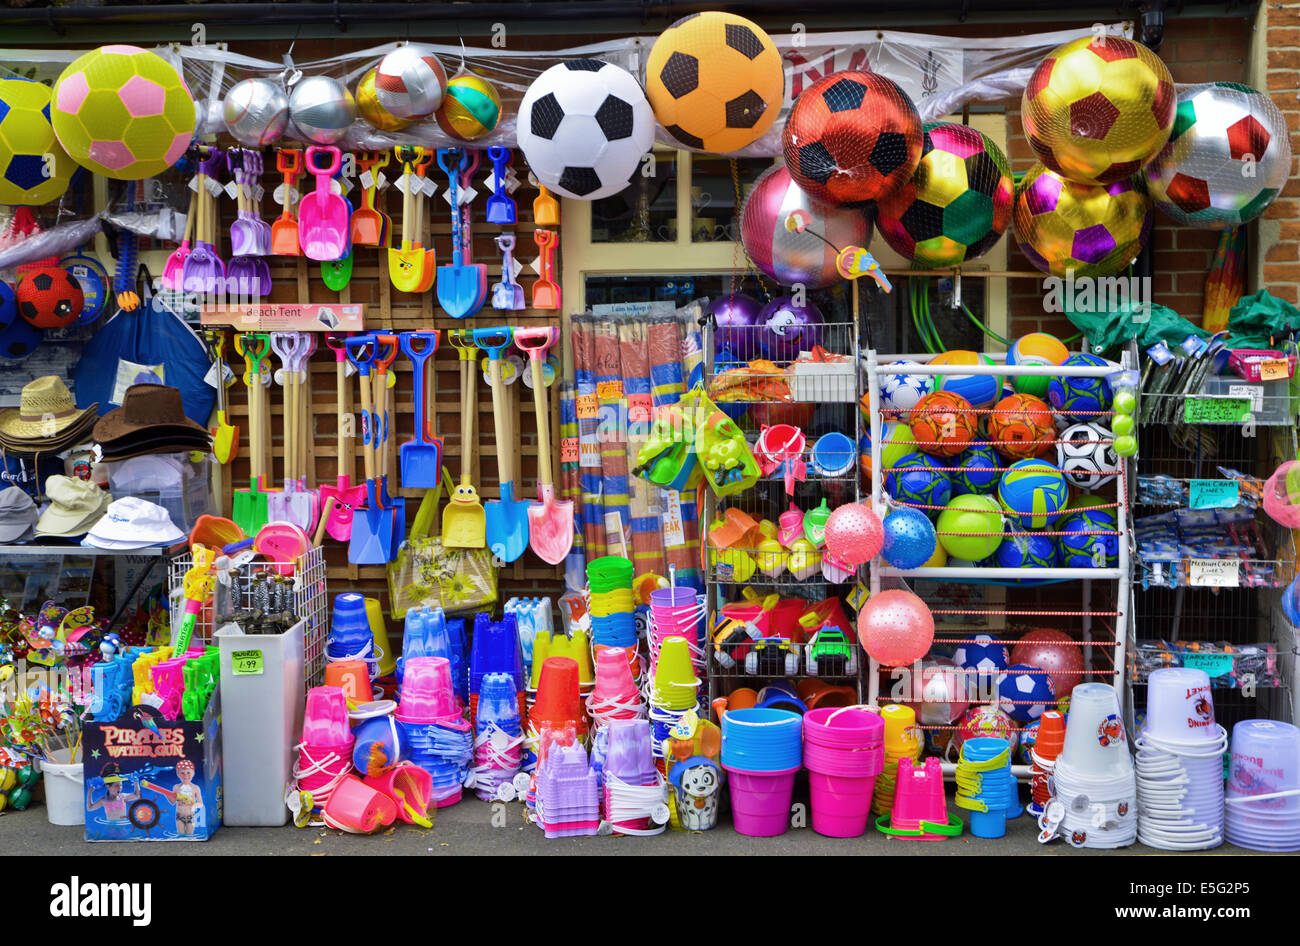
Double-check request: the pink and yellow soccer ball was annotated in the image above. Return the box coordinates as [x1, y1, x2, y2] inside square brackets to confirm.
[51, 45, 195, 181]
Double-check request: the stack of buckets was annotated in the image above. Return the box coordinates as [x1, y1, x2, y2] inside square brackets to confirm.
[530, 625, 594, 701]
[294, 685, 354, 810]
[470, 671, 525, 801]
[802, 706, 884, 837]
[534, 730, 600, 838]
[647, 636, 702, 766]
[1041, 683, 1136, 848]
[587, 646, 646, 729]
[647, 586, 707, 677]
[1134, 668, 1225, 850]
[601, 718, 668, 836]
[871, 704, 924, 816]
[588, 556, 637, 648]
[530, 656, 588, 763]
[954, 737, 1021, 838]
[876, 757, 961, 840]
[1029, 710, 1065, 816]
[504, 596, 551, 680]
[1225, 719, 1300, 852]
[396, 656, 473, 807]
[398, 608, 459, 697]
[328, 594, 381, 682]
[721, 708, 802, 837]
[469, 613, 528, 733]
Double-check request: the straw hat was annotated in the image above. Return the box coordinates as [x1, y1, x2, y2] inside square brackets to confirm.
[0, 377, 98, 444]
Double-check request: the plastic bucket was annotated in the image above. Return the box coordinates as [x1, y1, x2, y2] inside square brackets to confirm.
[809, 770, 876, 837]
[725, 765, 798, 837]
[721, 708, 802, 772]
[804, 706, 885, 750]
[42, 748, 84, 826]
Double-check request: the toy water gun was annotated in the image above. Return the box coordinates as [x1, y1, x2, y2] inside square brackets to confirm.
[181, 650, 220, 721]
[173, 545, 218, 656]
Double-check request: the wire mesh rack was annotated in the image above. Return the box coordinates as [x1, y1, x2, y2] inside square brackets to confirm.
[168, 546, 330, 686]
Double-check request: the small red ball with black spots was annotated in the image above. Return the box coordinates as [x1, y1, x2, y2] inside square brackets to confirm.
[16, 266, 83, 329]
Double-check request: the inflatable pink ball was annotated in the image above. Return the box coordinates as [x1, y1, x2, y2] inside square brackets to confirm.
[920, 657, 970, 725]
[824, 502, 883, 566]
[1263, 460, 1300, 529]
[857, 588, 934, 667]
[1010, 627, 1085, 698]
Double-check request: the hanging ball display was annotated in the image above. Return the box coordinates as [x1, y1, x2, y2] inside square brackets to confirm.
[936, 493, 1004, 561]
[356, 68, 411, 132]
[1144, 82, 1292, 229]
[16, 267, 83, 329]
[1013, 162, 1152, 279]
[436, 73, 501, 142]
[782, 70, 922, 206]
[0, 78, 74, 206]
[51, 45, 195, 180]
[857, 588, 934, 667]
[1011, 627, 1085, 699]
[374, 44, 447, 119]
[708, 293, 764, 358]
[517, 60, 654, 201]
[645, 11, 783, 155]
[740, 164, 872, 289]
[222, 77, 290, 147]
[289, 75, 356, 145]
[757, 296, 824, 361]
[880, 506, 937, 570]
[1021, 35, 1175, 186]
[823, 502, 883, 566]
[876, 121, 1013, 266]
[1005, 332, 1069, 398]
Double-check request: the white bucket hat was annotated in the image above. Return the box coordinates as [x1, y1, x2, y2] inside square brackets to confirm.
[82, 496, 184, 549]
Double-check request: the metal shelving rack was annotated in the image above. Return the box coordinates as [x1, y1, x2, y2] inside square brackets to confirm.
[862, 351, 1136, 774]
[702, 316, 866, 714]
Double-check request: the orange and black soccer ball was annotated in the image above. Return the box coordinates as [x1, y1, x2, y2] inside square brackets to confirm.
[909, 390, 977, 458]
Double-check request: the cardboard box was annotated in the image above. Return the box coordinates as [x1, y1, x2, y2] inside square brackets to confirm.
[82, 692, 222, 842]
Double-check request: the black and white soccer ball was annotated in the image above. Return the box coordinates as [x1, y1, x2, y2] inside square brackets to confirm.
[1057, 422, 1118, 490]
[517, 59, 654, 201]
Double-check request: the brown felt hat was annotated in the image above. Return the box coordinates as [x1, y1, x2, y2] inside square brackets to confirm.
[93, 384, 207, 444]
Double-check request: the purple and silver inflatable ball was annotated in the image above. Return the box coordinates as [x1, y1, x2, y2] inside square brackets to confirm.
[758, 296, 824, 362]
[708, 292, 764, 359]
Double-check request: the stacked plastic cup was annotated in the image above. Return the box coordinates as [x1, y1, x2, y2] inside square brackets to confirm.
[1134, 668, 1226, 850]
[1039, 683, 1136, 849]
[328, 593, 379, 680]
[535, 739, 601, 838]
[470, 612, 527, 727]
[586, 646, 646, 729]
[955, 737, 1017, 838]
[1225, 719, 1300, 852]
[721, 708, 802, 837]
[648, 586, 707, 673]
[588, 556, 638, 648]
[470, 672, 525, 801]
[1030, 710, 1065, 816]
[294, 685, 355, 810]
[602, 719, 668, 836]
[397, 657, 472, 806]
[802, 706, 884, 838]
[872, 704, 924, 816]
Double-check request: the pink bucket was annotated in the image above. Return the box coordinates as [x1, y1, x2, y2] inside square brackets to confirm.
[804, 706, 884, 750]
[809, 770, 877, 838]
[803, 740, 884, 778]
[725, 765, 798, 837]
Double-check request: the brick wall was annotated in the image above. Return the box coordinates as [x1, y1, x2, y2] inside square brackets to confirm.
[1006, 16, 1255, 338]
[1261, 1, 1300, 304]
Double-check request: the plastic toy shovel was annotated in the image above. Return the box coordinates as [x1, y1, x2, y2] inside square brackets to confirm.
[515, 327, 572, 564]
[298, 145, 350, 261]
[474, 327, 528, 563]
[437, 148, 485, 319]
[318, 334, 367, 542]
[398, 330, 442, 488]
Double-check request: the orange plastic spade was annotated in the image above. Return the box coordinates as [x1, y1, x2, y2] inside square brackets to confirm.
[351, 152, 384, 247]
[271, 148, 302, 256]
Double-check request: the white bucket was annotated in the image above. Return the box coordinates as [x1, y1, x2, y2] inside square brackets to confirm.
[42, 747, 84, 826]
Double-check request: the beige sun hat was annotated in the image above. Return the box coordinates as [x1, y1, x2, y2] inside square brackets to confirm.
[0, 376, 98, 442]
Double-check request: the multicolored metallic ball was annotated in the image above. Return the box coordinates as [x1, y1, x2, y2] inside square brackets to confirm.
[222, 77, 290, 147]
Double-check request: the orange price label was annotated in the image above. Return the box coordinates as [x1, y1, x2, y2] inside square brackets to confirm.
[596, 380, 625, 401]
[576, 393, 599, 419]
[1259, 359, 1289, 382]
[560, 437, 580, 464]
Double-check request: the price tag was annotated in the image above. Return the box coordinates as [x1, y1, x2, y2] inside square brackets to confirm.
[1226, 384, 1264, 411]
[223, 180, 240, 200]
[1188, 557, 1240, 588]
[560, 437, 580, 464]
[1182, 651, 1235, 680]
[662, 490, 686, 547]
[576, 393, 599, 419]
[627, 393, 653, 423]
[1189, 479, 1240, 510]
[1259, 359, 1290, 381]
[596, 380, 624, 401]
[232, 649, 264, 676]
[1183, 397, 1251, 424]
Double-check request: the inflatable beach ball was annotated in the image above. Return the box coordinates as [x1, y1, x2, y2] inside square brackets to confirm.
[374, 45, 447, 120]
[876, 121, 1013, 267]
[222, 77, 290, 147]
[782, 70, 923, 206]
[0, 78, 74, 206]
[646, 11, 783, 154]
[356, 68, 412, 133]
[1013, 163, 1152, 280]
[436, 74, 501, 141]
[51, 45, 195, 180]
[517, 60, 654, 201]
[1022, 35, 1174, 186]
[1144, 82, 1292, 229]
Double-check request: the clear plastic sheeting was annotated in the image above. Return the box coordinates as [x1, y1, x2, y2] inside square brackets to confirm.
[0, 216, 101, 272]
[1, 23, 1130, 153]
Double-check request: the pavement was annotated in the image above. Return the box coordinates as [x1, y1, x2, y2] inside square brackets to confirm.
[0, 785, 1264, 855]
